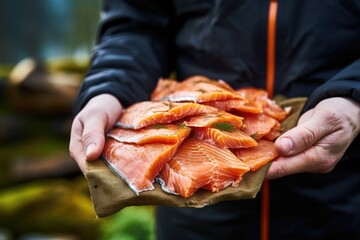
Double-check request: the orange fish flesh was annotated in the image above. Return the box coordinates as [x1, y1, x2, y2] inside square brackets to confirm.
[205, 99, 263, 114]
[263, 120, 282, 141]
[181, 111, 244, 129]
[263, 99, 291, 121]
[232, 139, 279, 171]
[191, 127, 257, 148]
[240, 112, 277, 139]
[154, 75, 244, 103]
[158, 138, 250, 198]
[151, 78, 180, 101]
[103, 138, 182, 194]
[204, 99, 249, 112]
[116, 101, 218, 129]
[236, 87, 290, 120]
[107, 124, 191, 144]
[236, 87, 268, 103]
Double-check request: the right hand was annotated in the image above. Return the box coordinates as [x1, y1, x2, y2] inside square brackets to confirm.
[69, 94, 122, 173]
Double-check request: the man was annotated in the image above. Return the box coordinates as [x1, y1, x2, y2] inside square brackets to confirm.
[70, 0, 360, 239]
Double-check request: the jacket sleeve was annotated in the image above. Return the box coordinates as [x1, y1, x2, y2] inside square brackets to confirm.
[73, 0, 174, 114]
[303, 57, 360, 111]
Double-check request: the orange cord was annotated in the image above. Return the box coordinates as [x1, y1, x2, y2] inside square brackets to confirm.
[266, 0, 278, 99]
[261, 1, 278, 240]
[261, 180, 271, 240]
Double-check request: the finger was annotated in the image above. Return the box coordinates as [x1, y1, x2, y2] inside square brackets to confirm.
[275, 109, 336, 156]
[266, 146, 335, 179]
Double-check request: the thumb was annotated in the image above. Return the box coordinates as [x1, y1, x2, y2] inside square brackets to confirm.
[275, 108, 330, 156]
[82, 114, 108, 161]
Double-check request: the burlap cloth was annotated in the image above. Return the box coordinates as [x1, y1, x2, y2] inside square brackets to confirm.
[85, 97, 307, 218]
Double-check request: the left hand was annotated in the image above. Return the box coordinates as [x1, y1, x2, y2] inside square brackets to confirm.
[266, 97, 360, 179]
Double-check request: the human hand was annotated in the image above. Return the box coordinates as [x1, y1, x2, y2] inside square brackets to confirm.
[266, 97, 360, 179]
[69, 94, 122, 173]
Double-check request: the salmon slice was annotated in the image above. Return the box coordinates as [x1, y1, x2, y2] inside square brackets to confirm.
[204, 99, 263, 114]
[158, 159, 213, 198]
[157, 75, 244, 103]
[158, 138, 250, 198]
[107, 124, 191, 144]
[230, 100, 264, 114]
[151, 78, 180, 101]
[263, 120, 282, 141]
[181, 111, 244, 129]
[240, 112, 277, 139]
[236, 87, 268, 103]
[102, 138, 182, 194]
[263, 99, 291, 121]
[236, 87, 290, 120]
[204, 99, 248, 112]
[116, 101, 218, 129]
[232, 139, 279, 171]
[191, 127, 258, 148]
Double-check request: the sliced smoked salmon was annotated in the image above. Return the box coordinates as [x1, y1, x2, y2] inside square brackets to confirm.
[232, 139, 279, 171]
[236, 87, 290, 120]
[153, 75, 244, 103]
[116, 101, 218, 129]
[204, 99, 263, 114]
[191, 127, 257, 148]
[263, 99, 291, 121]
[158, 138, 250, 198]
[263, 120, 282, 141]
[107, 124, 191, 144]
[181, 111, 244, 129]
[151, 78, 179, 101]
[240, 112, 277, 139]
[236, 87, 268, 103]
[204, 99, 248, 112]
[101, 76, 291, 200]
[103, 138, 182, 194]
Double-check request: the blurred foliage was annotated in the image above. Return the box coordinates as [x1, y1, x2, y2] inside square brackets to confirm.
[46, 57, 89, 75]
[0, 0, 156, 235]
[0, 58, 156, 240]
[0, 178, 98, 239]
[99, 206, 156, 240]
[0, 65, 13, 78]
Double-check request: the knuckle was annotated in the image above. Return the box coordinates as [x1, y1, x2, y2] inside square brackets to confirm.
[309, 150, 338, 173]
[317, 160, 334, 173]
[321, 110, 343, 130]
[275, 164, 287, 178]
[301, 126, 318, 146]
[269, 161, 287, 179]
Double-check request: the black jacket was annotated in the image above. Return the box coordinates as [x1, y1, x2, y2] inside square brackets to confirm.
[74, 0, 360, 239]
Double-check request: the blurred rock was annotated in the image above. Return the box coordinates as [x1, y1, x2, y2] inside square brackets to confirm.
[10, 151, 80, 183]
[0, 115, 28, 143]
[6, 58, 83, 116]
[0, 178, 99, 240]
[0, 78, 6, 101]
[51, 117, 73, 139]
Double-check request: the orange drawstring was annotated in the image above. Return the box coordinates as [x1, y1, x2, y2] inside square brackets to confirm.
[261, 0, 278, 240]
[266, 0, 278, 99]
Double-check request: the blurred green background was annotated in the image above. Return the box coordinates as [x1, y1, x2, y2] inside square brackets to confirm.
[0, 1, 155, 239]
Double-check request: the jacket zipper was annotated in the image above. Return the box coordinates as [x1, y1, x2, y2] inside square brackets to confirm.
[261, 0, 278, 240]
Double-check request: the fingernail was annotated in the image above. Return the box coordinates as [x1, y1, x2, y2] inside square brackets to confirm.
[85, 143, 96, 157]
[280, 138, 293, 153]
